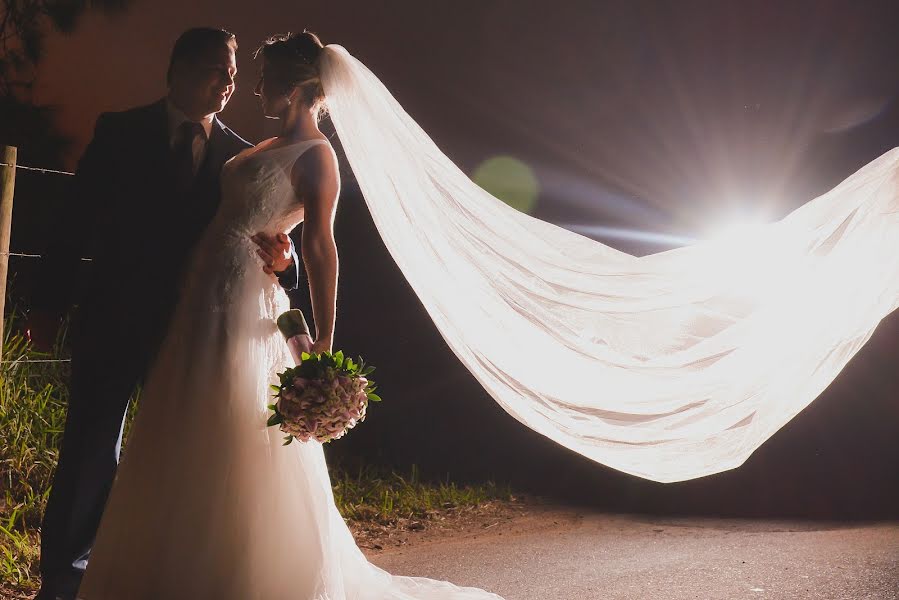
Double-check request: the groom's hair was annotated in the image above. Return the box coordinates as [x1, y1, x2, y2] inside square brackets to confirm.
[167, 27, 238, 84]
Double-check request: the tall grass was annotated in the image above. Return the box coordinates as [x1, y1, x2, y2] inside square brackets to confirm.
[0, 317, 512, 595]
[1, 323, 71, 591]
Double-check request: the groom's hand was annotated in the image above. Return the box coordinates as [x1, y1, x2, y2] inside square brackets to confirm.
[24, 310, 60, 352]
[251, 232, 293, 276]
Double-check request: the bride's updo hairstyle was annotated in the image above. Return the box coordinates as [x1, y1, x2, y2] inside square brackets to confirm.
[256, 30, 327, 120]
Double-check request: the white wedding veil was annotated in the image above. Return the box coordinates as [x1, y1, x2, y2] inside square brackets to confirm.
[319, 44, 899, 483]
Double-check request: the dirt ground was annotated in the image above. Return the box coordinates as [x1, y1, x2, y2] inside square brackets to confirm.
[348, 493, 544, 552]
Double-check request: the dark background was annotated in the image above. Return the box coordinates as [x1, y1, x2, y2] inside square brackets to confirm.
[5, 0, 899, 519]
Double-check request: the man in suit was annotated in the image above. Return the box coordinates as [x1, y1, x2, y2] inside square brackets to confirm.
[28, 27, 298, 600]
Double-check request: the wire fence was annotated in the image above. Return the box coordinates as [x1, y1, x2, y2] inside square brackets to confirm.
[5, 358, 72, 364]
[1, 159, 79, 364]
[1, 251, 93, 261]
[0, 162, 74, 176]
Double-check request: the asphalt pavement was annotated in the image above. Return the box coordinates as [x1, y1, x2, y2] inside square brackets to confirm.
[369, 507, 899, 600]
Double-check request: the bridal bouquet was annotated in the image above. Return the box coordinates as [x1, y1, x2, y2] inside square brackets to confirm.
[267, 310, 380, 445]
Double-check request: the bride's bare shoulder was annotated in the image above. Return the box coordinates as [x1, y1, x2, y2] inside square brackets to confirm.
[290, 140, 340, 199]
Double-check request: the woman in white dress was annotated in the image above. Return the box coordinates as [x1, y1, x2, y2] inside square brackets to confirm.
[77, 31, 504, 600]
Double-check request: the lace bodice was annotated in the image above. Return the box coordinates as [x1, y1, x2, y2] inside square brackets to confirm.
[185, 138, 330, 315]
[215, 138, 329, 237]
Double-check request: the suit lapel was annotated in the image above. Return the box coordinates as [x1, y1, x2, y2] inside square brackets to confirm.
[145, 99, 174, 182]
[150, 99, 171, 156]
[190, 116, 231, 223]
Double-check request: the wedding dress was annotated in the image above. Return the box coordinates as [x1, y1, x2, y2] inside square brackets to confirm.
[76, 140, 504, 600]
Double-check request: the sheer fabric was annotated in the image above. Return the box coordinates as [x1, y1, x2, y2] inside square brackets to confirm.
[77, 140, 504, 599]
[321, 44, 899, 483]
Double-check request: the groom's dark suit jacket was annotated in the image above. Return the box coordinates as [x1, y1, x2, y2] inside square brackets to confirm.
[36, 98, 283, 353]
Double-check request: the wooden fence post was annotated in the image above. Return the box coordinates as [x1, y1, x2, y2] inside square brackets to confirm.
[0, 145, 17, 364]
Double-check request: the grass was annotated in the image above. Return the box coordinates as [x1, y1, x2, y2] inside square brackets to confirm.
[1, 325, 69, 593]
[333, 462, 512, 524]
[0, 315, 512, 596]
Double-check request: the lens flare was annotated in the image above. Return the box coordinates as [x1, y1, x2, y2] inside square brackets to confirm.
[472, 155, 539, 214]
[560, 223, 697, 248]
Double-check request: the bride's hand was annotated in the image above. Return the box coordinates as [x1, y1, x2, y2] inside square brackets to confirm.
[311, 338, 333, 355]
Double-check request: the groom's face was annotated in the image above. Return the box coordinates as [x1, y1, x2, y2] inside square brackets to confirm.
[170, 43, 237, 119]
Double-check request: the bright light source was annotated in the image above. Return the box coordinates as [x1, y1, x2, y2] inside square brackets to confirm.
[703, 213, 770, 242]
[697, 217, 806, 305]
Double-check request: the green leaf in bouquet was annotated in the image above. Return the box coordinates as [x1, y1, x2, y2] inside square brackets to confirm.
[283, 435, 294, 446]
[267, 412, 283, 427]
[300, 351, 311, 362]
[334, 350, 345, 368]
[270, 384, 281, 392]
[361, 366, 376, 376]
[367, 392, 382, 402]
[292, 363, 307, 375]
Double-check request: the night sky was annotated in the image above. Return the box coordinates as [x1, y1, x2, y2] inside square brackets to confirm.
[16, 0, 899, 517]
[33, 0, 899, 248]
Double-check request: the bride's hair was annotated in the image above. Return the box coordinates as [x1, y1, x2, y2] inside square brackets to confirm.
[256, 30, 327, 120]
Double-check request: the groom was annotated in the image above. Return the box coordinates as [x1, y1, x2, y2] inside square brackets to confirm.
[28, 28, 298, 600]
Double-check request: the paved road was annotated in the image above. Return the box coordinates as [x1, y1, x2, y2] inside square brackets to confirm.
[368, 507, 899, 599]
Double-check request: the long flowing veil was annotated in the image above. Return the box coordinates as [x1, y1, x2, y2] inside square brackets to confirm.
[319, 44, 899, 483]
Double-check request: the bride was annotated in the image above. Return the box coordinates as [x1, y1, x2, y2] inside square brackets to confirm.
[76, 31, 503, 599]
[78, 26, 899, 598]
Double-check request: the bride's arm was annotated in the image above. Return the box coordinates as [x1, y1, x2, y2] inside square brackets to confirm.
[292, 144, 341, 353]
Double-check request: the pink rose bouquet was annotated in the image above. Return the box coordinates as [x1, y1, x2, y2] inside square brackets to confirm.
[267, 310, 380, 444]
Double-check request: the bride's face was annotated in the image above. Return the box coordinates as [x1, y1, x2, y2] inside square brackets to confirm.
[254, 60, 291, 119]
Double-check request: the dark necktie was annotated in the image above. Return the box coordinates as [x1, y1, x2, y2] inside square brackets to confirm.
[173, 120, 204, 192]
